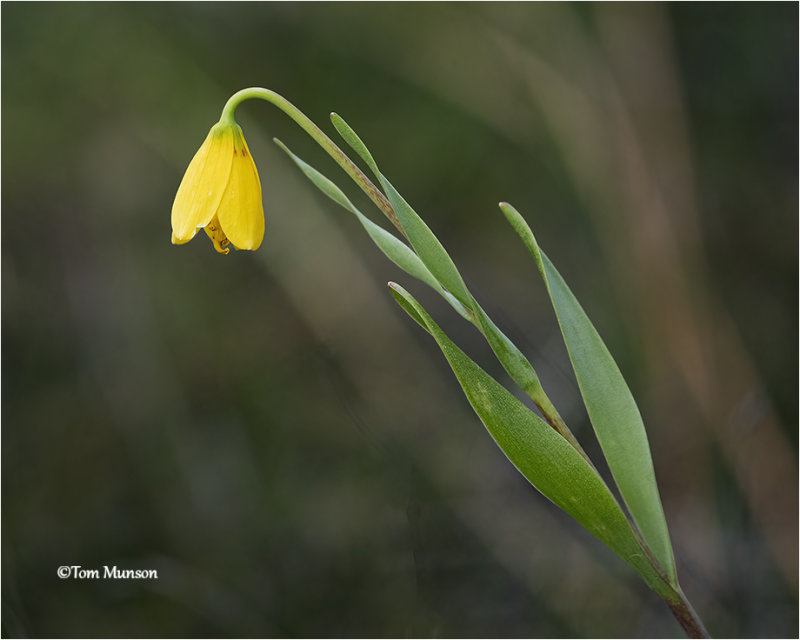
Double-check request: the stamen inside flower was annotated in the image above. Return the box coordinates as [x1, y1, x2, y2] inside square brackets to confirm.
[204, 215, 231, 254]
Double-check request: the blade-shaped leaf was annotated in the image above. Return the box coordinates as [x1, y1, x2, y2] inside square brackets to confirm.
[470, 300, 592, 463]
[275, 138, 475, 324]
[374, 160, 554, 409]
[500, 202, 677, 585]
[380, 176, 472, 307]
[388, 283, 674, 597]
[327, 117, 585, 459]
[330, 112, 381, 180]
[330, 113, 473, 308]
[470, 301, 543, 397]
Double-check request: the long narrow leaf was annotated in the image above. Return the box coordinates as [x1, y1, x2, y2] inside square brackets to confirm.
[388, 283, 674, 597]
[330, 113, 472, 307]
[327, 117, 582, 457]
[380, 176, 472, 306]
[470, 302, 543, 398]
[500, 202, 677, 585]
[274, 138, 475, 323]
[330, 112, 382, 180]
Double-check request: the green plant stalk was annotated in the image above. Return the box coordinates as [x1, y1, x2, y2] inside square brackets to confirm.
[667, 590, 710, 639]
[326, 111, 590, 459]
[214, 88, 709, 638]
[469, 300, 593, 464]
[221, 88, 585, 457]
[461, 305, 592, 463]
[628, 525, 709, 637]
[534, 391, 592, 465]
[220, 88, 405, 236]
[390, 283, 709, 639]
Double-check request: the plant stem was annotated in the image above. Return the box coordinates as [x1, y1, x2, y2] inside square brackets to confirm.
[220, 87, 710, 639]
[666, 589, 710, 639]
[220, 87, 405, 237]
[534, 393, 595, 468]
[224, 88, 591, 466]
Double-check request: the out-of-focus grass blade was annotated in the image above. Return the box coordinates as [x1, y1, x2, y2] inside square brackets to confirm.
[500, 202, 677, 586]
[274, 138, 474, 323]
[387, 282, 674, 596]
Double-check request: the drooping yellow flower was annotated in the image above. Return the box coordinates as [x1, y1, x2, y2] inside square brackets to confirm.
[171, 120, 264, 254]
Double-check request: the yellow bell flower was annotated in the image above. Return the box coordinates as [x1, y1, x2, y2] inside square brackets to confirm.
[171, 120, 264, 254]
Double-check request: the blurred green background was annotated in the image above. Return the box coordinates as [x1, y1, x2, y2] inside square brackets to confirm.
[2, 2, 797, 638]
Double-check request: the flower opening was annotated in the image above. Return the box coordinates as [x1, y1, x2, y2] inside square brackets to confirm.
[171, 121, 264, 254]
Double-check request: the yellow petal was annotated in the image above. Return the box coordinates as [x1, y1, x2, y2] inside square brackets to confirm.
[171, 124, 235, 244]
[216, 127, 265, 251]
[203, 215, 231, 254]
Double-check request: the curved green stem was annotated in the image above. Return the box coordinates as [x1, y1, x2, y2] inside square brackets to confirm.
[224, 88, 589, 467]
[220, 87, 709, 639]
[220, 88, 405, 237]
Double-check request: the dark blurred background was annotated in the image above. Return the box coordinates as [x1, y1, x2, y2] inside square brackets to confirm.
[2, 3, 797, 638]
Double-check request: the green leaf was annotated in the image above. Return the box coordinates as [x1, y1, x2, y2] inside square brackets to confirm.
[329, 115, 548, 407]
[388, 283, 674, 596]
[500, 202, 677, 586]
[380, 176, 472, 308]
[330, 112, 381, 180]
[274, 138, 355, 212]
[325, 119, 575, 455]
[329, 114, 472, 308]
[275, 138, 474, 323]
[470, 302, 543, 399]
[388, 285, 428, 330]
